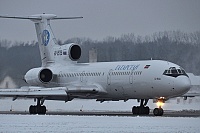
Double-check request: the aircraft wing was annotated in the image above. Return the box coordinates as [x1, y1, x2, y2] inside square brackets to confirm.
[182, 73, 200, 97]
[182, 92, 200, 97]
[0, 85, 106, 101]
[182, 86, 200, 98]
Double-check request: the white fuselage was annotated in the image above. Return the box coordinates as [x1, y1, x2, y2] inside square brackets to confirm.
[38, 60, 191, 100]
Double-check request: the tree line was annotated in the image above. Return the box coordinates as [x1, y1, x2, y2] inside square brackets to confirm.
[0, 30, 200, 86]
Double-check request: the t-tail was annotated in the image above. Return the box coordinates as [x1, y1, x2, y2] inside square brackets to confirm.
[0, 14, 83, 66]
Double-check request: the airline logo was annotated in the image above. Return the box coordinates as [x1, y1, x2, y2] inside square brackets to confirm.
[115, 64, 140, 71]
[42, 30, 50, 46]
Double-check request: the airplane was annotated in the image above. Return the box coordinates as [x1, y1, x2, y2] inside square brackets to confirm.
[0, 14, 192, 116]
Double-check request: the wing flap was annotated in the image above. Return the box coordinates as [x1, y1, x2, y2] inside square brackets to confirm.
[0, 86, 67, 97]
[0, 84, 106, 100]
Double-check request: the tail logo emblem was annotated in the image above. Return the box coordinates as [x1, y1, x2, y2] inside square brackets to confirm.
[42, 30, 50, 46]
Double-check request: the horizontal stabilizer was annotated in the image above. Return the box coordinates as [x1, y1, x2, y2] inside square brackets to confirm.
[0, 14, 83, 20]
[53, 17, 83, 20]
[0, 15, 41, 20]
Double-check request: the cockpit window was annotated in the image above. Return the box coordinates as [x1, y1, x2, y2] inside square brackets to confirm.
[177, 69, 182, 74]
[163, 67, 188, 78]
[171, 69, 178, 74]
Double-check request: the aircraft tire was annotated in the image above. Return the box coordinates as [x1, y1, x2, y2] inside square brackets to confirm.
[29, 105, 46, 115]
[144, 106, 150, 115]
[153, 108, 164, 116]
[132, 106, 150, 115]
[39, 106, 46, 115]
[29, 105, 37, 114]
[132, 106, 139, 115]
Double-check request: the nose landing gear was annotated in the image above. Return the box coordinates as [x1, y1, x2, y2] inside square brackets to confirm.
[153, 107, 164, 116]
[153, 99, 165, 116]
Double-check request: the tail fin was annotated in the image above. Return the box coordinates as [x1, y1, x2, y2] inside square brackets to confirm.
[33, 14, 57, 66]
[0, 14, 83, 66]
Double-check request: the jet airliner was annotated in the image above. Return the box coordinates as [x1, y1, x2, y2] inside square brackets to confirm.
[0, 14, 191, 116]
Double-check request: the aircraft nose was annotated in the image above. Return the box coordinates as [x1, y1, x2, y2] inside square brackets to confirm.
[174, 76, 191, 95]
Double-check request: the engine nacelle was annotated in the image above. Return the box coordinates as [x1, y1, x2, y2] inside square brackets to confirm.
[54, 43, 81, 63]
[24, 67, 53, 86]
[68, 44, 81, 61]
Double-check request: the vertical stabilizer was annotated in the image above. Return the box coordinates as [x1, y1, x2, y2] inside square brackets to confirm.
[0, 14, 83, 67]
[31, 14, 58, 66]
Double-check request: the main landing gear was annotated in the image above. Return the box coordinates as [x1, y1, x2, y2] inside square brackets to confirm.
[29, 98, 47, 115]
[132, 99, 150, 115]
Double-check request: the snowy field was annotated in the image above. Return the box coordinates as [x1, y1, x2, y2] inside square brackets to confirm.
[0, 114, 200, 133]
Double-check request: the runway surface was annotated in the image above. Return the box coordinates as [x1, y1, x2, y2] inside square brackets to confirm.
[1, 114, 200, 133]
[1, 110, 200, 117]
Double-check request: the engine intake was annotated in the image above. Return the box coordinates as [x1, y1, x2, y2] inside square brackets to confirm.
[39, 68, 53, 83]
[69, 44, 81, 61]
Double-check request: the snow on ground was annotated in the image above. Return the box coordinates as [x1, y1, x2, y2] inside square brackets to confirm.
[0, 114, 200, 133]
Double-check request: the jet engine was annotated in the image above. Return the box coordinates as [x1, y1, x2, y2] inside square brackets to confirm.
[54, 43, 82, 62]
[24, 67, 53, 86]
[68, 44, 81, 61]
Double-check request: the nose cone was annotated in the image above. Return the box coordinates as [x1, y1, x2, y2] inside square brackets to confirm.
[175, 76, 191, 95]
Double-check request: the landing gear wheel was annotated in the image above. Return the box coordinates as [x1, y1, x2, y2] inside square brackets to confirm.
[39, 106, 46, 115]
[29, 105, 37, 114]
[144, 106, 150, 114]
[29, 98, 47, 115]
[29, 105, 46, 115]
[153, 108, 164, 116]
[132, 106, 149, 115]
[132, 106, 138, 114]
[132, 99, 150, 115]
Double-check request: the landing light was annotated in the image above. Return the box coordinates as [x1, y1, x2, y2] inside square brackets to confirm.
[156, 101, 164, 108]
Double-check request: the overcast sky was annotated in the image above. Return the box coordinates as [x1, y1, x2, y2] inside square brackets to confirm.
[0, 0, 200, 42]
